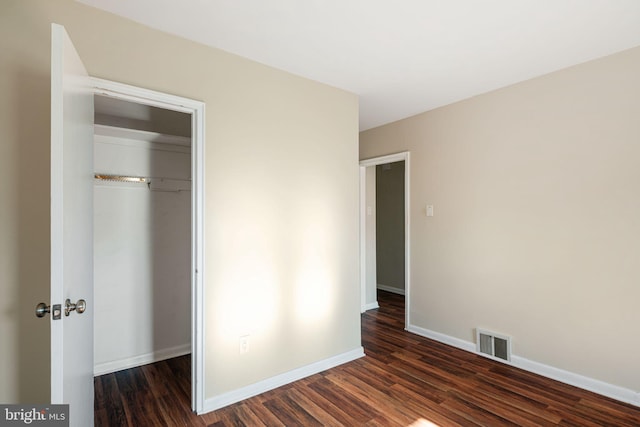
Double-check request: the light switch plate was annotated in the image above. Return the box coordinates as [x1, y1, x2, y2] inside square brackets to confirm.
[426, 205, 434, 217]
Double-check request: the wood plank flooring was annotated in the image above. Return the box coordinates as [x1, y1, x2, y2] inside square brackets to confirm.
[95, 291, 640, 426]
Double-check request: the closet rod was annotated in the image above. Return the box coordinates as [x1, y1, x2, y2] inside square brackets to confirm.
[94, 174, 148, 183]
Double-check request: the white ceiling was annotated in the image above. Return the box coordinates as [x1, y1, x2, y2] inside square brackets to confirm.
[78, 0, 640, 130]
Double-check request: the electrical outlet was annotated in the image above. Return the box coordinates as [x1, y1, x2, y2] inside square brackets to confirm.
[239, 335, 250, 354]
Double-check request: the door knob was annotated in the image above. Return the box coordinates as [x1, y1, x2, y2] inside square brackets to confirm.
[35, 303, 50, 318]
[65, 298, 86, 316]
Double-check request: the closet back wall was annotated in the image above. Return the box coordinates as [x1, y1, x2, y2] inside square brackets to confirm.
[93, 126, 191, 375]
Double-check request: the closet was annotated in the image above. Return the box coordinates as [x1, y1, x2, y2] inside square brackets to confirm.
[92, 95, 192, 375]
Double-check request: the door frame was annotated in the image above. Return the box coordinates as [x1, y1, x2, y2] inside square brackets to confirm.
[359, 152, 410, 329]
[91, 77, 206, 413]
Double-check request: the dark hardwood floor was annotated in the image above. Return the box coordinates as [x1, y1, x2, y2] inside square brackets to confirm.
[95, 290, 640, 426]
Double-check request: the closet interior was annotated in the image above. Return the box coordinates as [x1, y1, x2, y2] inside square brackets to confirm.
[93, 95, 192, 375]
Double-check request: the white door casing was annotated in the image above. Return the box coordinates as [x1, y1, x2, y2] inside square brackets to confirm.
[90, 77, 206, 413]
[50, 23, 95, 425]
[359, 152, 410, 328]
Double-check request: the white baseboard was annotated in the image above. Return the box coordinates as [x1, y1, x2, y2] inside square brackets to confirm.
[364, 301, 380, 311]
[377, 284, 405, 295]
[510, 356, 640, 407]
[94, 343, 191, 376]
[200, 347, 365, 414]
[407, 325, 475, 353]
[407, 324, 640, 408]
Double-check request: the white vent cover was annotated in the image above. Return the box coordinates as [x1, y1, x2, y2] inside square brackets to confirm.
[476, 328, 512, 362]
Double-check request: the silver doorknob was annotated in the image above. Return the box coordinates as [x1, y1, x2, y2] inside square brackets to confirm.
[35, 303, 50, 318]
[65, 298, 86, 316]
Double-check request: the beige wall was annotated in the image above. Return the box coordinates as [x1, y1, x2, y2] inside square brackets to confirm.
[376, 161, 405, 292]
[361, 46, 640, 392]
[0, 0, 360, 403]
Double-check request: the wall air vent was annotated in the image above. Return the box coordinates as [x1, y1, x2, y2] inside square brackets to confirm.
[476, 328, 512, 362]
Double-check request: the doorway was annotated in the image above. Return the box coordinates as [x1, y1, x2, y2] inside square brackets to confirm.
[360, 152, 410, 328]
[375, 161, 405, 296]
[91, 78, 205, 413]
[93, 94, 191, 370]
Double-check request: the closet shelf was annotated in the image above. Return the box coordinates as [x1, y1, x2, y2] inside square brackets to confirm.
[94, 124, 191, 147]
